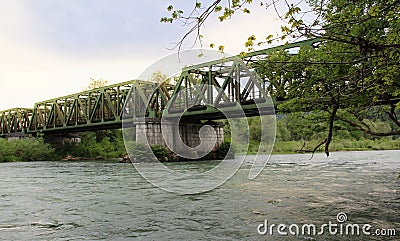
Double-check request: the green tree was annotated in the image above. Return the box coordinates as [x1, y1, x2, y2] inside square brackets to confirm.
[0, 138, 56, 162]
[83, 77, 108, 91]
[162, 0, 400, 155]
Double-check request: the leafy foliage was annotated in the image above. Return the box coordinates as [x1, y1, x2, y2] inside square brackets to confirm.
[161, 0, 399, 154]
[83, 77, 108, 91]
[125, 141, 154, 162]
[255, 36, 399, 154]
[151, 144, 170, 161]
[0, 138, 56, 162]
[52, 130, 126, 159]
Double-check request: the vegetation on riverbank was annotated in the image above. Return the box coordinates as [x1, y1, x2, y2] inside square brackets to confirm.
[273, 138, 400, 154]
[0, 138, 56, 162]
[0, 112, 399, 162]
[224, 112, 400, 155]
[261, 112, 400, 154]
[50, 130, 126, 159]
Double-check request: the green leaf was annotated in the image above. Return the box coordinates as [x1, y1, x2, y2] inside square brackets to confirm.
[243, 8, 250, 14]
[281, 26, 291, 34]
[232, 0, 240, 8]
[248, 35, 256, 41]
[368, 5, 380, 16]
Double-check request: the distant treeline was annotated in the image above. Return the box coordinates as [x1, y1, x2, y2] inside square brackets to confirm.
[248, 112, 400, 153]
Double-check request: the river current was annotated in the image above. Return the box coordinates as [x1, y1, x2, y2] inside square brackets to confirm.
[0, 150, 399, 240]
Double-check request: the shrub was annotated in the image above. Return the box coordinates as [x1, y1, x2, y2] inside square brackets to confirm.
[151, 145, 170, 161]
[0, 137, 56, 162]
[125, 141, 154, 162]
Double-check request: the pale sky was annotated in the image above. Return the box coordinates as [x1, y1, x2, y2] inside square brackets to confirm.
[0, 0, 284, 110]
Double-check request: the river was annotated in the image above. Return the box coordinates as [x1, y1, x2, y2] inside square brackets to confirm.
[0, 150, 399, 240]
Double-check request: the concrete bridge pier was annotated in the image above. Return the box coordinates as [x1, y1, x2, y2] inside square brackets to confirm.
[44, 134, 82, 145]
[5, 133, 32, 141]
[135, 118, 224, 158]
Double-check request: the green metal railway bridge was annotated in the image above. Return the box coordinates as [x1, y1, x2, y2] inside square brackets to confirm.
[0, 39, 320, 137]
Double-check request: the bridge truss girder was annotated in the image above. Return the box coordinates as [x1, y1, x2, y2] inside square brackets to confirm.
[27, 81, 133, 134]
[0, 39, 321, 135]
[123, 80, 174, 120]
[162, 39, 320, 120]
[164, 58, 272, 120]
[0, 108, 33, 135]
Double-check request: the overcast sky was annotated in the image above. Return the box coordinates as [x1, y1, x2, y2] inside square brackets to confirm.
[0, 0, 283, 110]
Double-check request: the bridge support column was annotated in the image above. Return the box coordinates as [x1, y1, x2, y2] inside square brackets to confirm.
[44, 134, 82, 145]
[135, 118, 224, 156]
[5, 133, 32, 141]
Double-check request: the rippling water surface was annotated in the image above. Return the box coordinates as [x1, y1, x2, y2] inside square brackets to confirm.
[0, 150, 399, 240]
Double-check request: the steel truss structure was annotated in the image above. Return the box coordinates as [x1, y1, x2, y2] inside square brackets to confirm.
[0, 39, 319, 136]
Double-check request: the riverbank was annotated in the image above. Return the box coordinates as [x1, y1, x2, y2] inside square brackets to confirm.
[0, 138, 56, 162]
[271, 138, 400, 154]
[1, 137, 400, 163]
